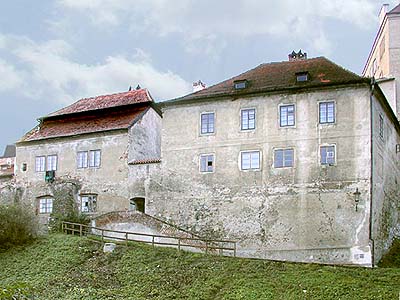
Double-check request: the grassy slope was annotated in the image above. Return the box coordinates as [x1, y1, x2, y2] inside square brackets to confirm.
[0, 235, 399, 300]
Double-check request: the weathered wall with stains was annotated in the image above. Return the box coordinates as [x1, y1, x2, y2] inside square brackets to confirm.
[371, 94, 400, 263]
[128, 108, 161, 162]
[15, 130, 131, 218]
[148, 85, 373, 265]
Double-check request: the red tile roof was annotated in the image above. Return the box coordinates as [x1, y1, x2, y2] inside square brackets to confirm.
[129, 158, 161, 165]
[164, 57, 368, 104]
[20, 106, 148, 142]
[46, 89, 153, 118]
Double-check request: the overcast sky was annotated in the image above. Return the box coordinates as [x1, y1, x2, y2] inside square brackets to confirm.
[0, 0, 398, 153]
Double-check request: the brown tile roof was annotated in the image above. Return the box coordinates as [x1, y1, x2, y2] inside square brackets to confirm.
[129, 158, 161, 165]
[20, 106, 148, 142]
[165, 57, 368, 104]
[46, 89, 153, 118]
[388, 3, 400, 14]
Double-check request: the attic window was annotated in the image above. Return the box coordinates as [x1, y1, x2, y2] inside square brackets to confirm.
[296, 72, 309, 82]
[234, 80, 248, 90]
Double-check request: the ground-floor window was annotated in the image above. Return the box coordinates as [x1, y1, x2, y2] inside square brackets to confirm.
[38, 197, 53, 214]
[81, 194, 97, 213]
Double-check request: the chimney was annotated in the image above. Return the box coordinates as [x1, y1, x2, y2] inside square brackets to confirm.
[193, 80, 206, 92]
[288, 50, 307, 61]
[379, 4, 389, 25]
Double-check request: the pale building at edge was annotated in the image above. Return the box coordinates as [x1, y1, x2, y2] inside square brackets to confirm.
[147, 54, 400, 266]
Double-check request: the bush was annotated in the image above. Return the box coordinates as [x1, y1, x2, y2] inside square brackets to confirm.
[0, 204, 38, 249]
[48, 211, 90, 233]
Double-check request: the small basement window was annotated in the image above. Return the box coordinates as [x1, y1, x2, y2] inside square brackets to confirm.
[296, 72, 309, 82]
[234, 80, 248, 90]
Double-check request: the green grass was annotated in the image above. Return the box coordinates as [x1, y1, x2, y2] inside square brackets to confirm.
[0, 234, 399, 300]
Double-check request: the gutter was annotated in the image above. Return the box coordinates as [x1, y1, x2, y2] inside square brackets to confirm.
[369, 78, 375, 267]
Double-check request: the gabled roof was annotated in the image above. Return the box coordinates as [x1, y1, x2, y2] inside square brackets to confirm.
[46, 88, 153, 118]
[19, 106, 149, 143]
[388, 3, 400, 14]
[164, 57, 368, 105]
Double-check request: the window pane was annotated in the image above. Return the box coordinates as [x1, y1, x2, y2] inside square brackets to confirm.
[321, 146, 335, 165]
[250, 152, 260, 169]
[280, 105, 295, 127]
[241, 153, 251, 170]
[47, 155, 57, 171]
[284, 149, 294, 167]
[201, 113, 214, 134]
[241, 109, 255, 130]
[274, 150, 283, 168]
[200, 156, 207, 172]
[320, 102, 335, 123]
[35, 156, 45, 172]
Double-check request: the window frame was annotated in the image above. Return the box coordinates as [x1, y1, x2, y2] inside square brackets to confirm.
[319, 101, 336, 124]
[240, 108, 256, 131]
[200, 112, 215, 135]
[38, 197, 53, 214]
[279, 104, 296, 127]
[240, 150, 261, 171]
[199, 153, 215, 173]
[89, 150, 101, 168]
[35, 156, 46, 172]
[77, 151, 88, 169]
[80, 194, 98, 213]
[46, 154, 58, 171]
[273, 148, 294, 169]
[320, 144, 336, 166]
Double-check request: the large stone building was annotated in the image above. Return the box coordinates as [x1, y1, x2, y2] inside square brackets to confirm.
[363, 3, 400, 120]
[15, 88, 161, 224]
[147, 55, 400, 266]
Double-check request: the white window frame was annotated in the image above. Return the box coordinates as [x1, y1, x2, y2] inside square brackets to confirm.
[240, 108, 256, 131]
[38, 197, 53, 214]
[77, 151, 88, 169]
[279, 104, 295, 127]
[273, 148, 294, 168]
[89, 150, 101, 168]
[319, 101, 336, 124]
[35, 156, 46, 172]
[200, 112, 215, 135]
[199, 154, 215, 173]
[80, 194, 97, 213]
[47, 155, 57, 171]
[240, 150, 261, 171]
[320, 144, 336, 166]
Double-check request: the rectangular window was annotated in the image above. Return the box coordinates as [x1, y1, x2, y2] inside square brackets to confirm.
[320, 145, 336, 165]
[35, 156, 46, 172]
[200, 154, 214, 172]
[279, 105, 295, 127]
[81, 195, 97, 213]
[379, 114, 384, 140]
[77, 151, 88, 168]
[319, 102, 335, 124]
[241, 109, 256, 130]
[201, 113, 215, 134]
[274, 149, 294, 168]
[47, 155, 57, 171]
[89, 150, 101, 167]
[241, 151, 260, 170]
[39, 198, 53, 214]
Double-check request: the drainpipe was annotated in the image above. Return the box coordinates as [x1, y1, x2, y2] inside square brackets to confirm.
[369, 78, 375, 267]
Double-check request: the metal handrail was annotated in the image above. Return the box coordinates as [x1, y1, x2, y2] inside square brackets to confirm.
[62, 221, 237, 257]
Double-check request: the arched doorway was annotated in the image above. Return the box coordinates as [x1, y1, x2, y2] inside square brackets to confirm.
[130, 197, 145, 213]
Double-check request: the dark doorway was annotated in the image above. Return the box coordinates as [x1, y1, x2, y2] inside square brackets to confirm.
[130, 197, 145, 213]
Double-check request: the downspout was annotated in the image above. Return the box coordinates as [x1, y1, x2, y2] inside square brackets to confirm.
[369, 78, 375, 267]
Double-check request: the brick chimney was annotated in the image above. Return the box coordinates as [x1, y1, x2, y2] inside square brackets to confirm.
[193, 80, 206, 92]
[379, 4, 390, 25]
[288, 50, 307, 61]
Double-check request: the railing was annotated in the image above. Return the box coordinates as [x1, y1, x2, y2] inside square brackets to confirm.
[62, 221, 237, 257]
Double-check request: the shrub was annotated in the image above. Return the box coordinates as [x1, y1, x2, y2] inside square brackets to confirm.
[48, 211, 90, 234]
[0, 203, 38, 249]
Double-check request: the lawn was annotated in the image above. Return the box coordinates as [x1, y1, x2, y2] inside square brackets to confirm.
[0, 234, 399, 299]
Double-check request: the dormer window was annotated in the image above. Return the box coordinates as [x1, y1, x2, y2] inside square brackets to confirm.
[296, 72, 309, 82]
[234, 80, 248, 90]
